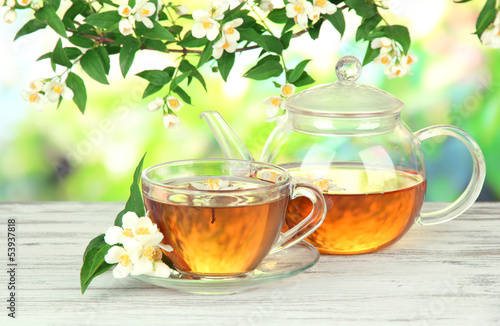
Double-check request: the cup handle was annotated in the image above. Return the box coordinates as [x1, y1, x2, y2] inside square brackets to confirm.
[415, 125, 486, 225]
[270, 182, 327, 253]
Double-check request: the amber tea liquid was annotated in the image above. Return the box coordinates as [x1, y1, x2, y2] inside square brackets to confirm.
[143, 177, 289, 276]
[284, 163, 426, 254]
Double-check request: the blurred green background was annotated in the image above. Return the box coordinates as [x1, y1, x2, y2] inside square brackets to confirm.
[0, 1, 498, 202]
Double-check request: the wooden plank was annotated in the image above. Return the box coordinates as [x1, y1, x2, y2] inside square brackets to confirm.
[0, 202, 499, 325]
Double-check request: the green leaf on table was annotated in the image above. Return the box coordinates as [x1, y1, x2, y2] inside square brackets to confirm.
[119, 37, 140, 78]
[288, 59, 312, 84]
[244, 55, 283, 80]
[80, 234, 114, 294]
[66, 72, 87, 114]
[96, 46, 110, 75]
[217, 52, 235, 82]
[290, 71, 315, 87]
[384, 25, 411, 53]
[114, 153, 147, 226]
[142, 83, 163, 99]
[178, 31, 208, 48]
[52, 39, 72, 68]
[362, 43, 380, 66]
[345, 0, 378, 18]
[173, 86, 191, 105]
[65, 47, 82, 60]
[136, 69, 172, 86]
[475, 0, 496, 37]
[179, 60, 207, 91]
[69, 35, 95, 48]
[14, 19, 46, 41]
[35, 6, 67, 38]
[81, 49, 109, 84]
[136, 21, 175, 41]
[355, 14, 381, 41]
[267, 7, 287, 24]
[85, 11, 121, 29]
[325, 9, 346, 37]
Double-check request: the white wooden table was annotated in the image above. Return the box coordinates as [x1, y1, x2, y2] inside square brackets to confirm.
[0, 202, 499, 325]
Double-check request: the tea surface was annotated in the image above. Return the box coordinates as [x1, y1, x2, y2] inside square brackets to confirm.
[283, 163, 426, 254]
[144, 177, 289, 276]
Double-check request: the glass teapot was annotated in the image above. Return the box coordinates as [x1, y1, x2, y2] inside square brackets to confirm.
[201, 56, 486, 255]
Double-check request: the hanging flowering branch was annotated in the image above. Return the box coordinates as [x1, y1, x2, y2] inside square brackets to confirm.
[0, 0, 495, 127]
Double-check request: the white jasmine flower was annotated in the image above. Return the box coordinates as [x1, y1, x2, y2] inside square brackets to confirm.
[259, 0, 274, 11]
[212, 36, 238, 59]
[208, 1, 229, 20]
[481, 24, 500, 49]
[386, 63, 407, 79]
[222, 18, 243, 43]
[118, 4, 133, 17]
[17, 0, 32, 7]
[313, 0, 337, 15]
[263, 95, 283, 118]
[6, 0, 15, 7]
[175, 4, 189, 15]
[21, 90, 46, 111]
[147, 97, 164, 111]
[104, 244, 140, 278]
[32, 1, 41, 9]
[373, 52, 392, 66]
[43, 81, 74, 102]
[286, 0, 313, 29]
[280, 83, 296, 97]
[3, 8, 16, 24]
[134, 0, 156, 29]
[28, 79, 45, 93]
[166, 96, 183, 112]
[119, 18, 134, 36]
[371, 37, 393, 54]
[147, 260, 172, 278]
[163, 114, 181, 129]
[104, 211, 141, 245]
[190, 178, 238, 190]
[401, 53, 418, 67]
[192, 9, 220, 41]
[312, 179, 345, 192]
[308, 8, 320, 21]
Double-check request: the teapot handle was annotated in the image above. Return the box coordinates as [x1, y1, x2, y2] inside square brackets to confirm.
[415, 125, 486, 225]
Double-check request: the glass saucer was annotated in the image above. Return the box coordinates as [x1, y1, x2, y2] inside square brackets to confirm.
[130, 240, 319, 295]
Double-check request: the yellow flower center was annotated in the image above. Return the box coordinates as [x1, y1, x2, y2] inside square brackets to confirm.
[140, 8, 150, 16]
[381, 57, 389, 64]
[29, 82, 37, 90]
[203, 21, 211, 29]
[317, 0, 326, 6]
[206, 178, 220, 190]
[136, 227, 150, 235]
[122, 228, 134, 238]
[168, 98, 179, 107]
[122, 7, 130, 15]
[407, 57, 413, 65]
[119, 254, 131, 267]
[143, 246, 162, 261]
[29, 93, 38, 103]
[283, 86, 292, 96]
[395, 69, 402, 76]
[294, 5, 303, 14]
[21, 0, 28, 4]
[313, 180, 330, 191]
[226, 26, 235, 35]
[53, 85, 63, 94]
[271, 98, 281, 107]
[222, 42, 230, 50]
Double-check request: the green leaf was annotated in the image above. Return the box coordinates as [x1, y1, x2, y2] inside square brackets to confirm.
[80, 234, 114, 294]
[65, 47, 82, 60]
[119, 37, 140, 78]
[244, 55, 283, 80]
[280, 30, 293, 50]
[384, 25, 411, 53]
[173, 86, 191, 105]
[136, 70, 172, 86]
[217, 52, 235, 82]
[288, 59, 312, 84]
[178, 31, 208, 48]
[179, 60, 207, 91]
[267, 7, 288, 23]
[81, 49, 109, 84]
[362, 43, 380, 66]
[197, 41, 214, 68]
[114, 153, 147, 226]
[475, 0, 496, 37]
[355, 14, 381, 41]
[240, 29, 283, 54]
[96, 46, 110, 75]
[272, 81, 281, 88]
[142, 39, 166, 52]
[85, 11, 121, 29]
[167, 25, 183, 36]
[345, 0, 378, 18]
[142, 83, 163, 99]
[37, 52, 52, 61]
[63, 0, 87, 22]
[282, 19, 295, 33]
[47, 0, 60, 10]
[308, 20, 323, 40]
[69, 35, 95, 48]
[14, 19, 46, 41]
[136, 21, 175, 41]
[35, 6, 67, 38]
[292, 71, 315, 87]
[169, 72, 190, 93]
[66, 72, 87, 114]
[52, 39, 72, 68]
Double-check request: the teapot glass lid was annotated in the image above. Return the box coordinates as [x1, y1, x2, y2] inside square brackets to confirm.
[283, 56, 404, 118]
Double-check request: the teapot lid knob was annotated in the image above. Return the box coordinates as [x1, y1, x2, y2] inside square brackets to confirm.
[335, 55, 362, 83]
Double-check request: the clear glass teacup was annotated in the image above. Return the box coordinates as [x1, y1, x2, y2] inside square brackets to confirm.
[141, 159, 326, 278]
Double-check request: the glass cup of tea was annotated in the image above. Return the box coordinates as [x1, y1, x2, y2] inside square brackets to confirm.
[141, 159, 327, 278]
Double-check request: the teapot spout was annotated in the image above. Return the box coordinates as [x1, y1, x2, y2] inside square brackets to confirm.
[199, 111, 255, 161]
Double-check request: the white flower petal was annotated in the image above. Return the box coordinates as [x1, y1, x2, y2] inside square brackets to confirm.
[206, 23, 220, 41]
[191, 22, 206, 38]
[141, 17, 154, 28]
[192, 8, 209, 21]
[190, 182, 208, 190]
[61, 86, 74, 100]
[113, 263, 132, 278]
[104, 245, 126, 264]
[104, 226, 124, 245]
[158, 243, 173, 252]
[130, 256, 154, 275]
[146, 261, 171, 278]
